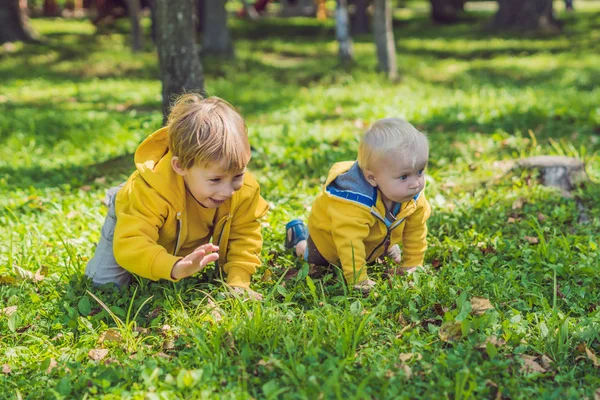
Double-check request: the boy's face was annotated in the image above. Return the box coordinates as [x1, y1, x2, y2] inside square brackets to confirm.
[365, 151, 427, 205]
[172, 158, 246, 208]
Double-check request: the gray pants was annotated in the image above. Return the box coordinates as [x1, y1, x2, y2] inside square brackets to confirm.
[84, 186, 132, 287]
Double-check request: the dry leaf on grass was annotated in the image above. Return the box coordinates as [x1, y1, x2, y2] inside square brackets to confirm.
[439, 321, 462, 342]
[594, 388, 600, 400]
[585, 346, 600, 367]
[512, 198, 525, 210]
[520, 355, 546, 374]
[477, 336, 507, 350]
[46, 358, 58, 373]
[524, 236, 540, 244]
[12, 265, 44, 283]
[2, 364, 10, 374]
[98, 329, 123, 344]
[399, 353, 422, 363]
[88, 348, 109, 361]
[261, 268, 273, 282]
[539, 355, 554, 370]
[470, 297, 494, 316]
[399, 364, 412, 380]
[1, 306, 17, 316]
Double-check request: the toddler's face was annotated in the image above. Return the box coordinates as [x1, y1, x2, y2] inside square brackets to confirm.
[369, 151, 427, 205]
[178, 160, 245, 208]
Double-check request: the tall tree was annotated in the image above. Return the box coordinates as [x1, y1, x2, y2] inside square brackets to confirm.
[0, 0, 37, 44]
[336, 0, 353, 64]
[154, 0, 204, 122]
[373, 0, 397, 80]
[351, 0, 369, 35]
[492, 0, 560, 31]
[201, 0, 233, 56]
[125, 0, 143, 51]
[430, 0, 465, 24]
[43, 0, 60, 16]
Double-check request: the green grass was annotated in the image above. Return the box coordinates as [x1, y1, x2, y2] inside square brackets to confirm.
[1, 3, 600, 398]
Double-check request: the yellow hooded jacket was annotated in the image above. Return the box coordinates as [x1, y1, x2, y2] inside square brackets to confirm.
[307, 161, 431, 284]
[113, 127, 269, 289]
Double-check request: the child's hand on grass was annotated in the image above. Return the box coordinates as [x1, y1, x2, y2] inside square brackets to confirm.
[354, 278, 376, 295]
[170, 243, 219, 280]
[387, 244, 402, 264]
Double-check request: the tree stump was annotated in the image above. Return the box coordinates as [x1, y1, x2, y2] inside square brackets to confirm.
[516, 155, 589, 223]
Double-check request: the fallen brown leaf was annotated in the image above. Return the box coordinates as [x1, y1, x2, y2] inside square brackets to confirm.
[507, 217, 517, 224]
[585, 346, 600, 367]
[400, 363, 412, 380]
[539, 355, 554, 370]
[433, 303, 448, 316]
[520, 355, 546, 374]
[524, 236, 540, 244]
[2, 364, 10, 374]
[98, 329, 123, 344]
[537, 212, 547, 222]
[261, 268, 273, 282]
[594, 388, 600, 400]
[470, 297, 494, 316]
[512, 198, 525, 210]
[477, 336, 507, 350]
[439, 321, 462, 342]
[1, 306, 17, 317]
[46, 358, 58, 373]
[88, 348, 109, 361]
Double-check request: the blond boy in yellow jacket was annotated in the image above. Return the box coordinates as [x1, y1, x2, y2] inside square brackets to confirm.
[286, 118, 431, 292]
[85, 95, 268, 298]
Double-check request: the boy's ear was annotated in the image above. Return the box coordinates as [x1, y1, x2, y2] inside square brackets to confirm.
[171, 156, 187, 176]
[363, 170, 378, 187]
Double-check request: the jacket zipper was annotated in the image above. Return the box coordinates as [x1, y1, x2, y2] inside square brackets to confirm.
[214, 215, 231, 270]
[366, 211, 407, 261]
[173, 211, 182, 255]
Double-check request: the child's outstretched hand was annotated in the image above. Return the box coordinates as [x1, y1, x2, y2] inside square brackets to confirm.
[170, 243, 219, 280]
[353, 278, 377, 295]
[387, 244, 402, 264]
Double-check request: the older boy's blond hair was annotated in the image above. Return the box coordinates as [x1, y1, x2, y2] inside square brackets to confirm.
[167, 94, 251, 171]
[358, 118, 429, 171]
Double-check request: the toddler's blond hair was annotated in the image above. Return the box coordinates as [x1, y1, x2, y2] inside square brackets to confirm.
[167, 94, 251, 171]
[358, 118, 429, 171]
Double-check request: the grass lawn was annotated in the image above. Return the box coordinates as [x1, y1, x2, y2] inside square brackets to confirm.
[1, 2, 599, 398]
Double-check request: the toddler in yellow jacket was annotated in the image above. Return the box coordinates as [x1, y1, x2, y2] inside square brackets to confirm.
[286, 118, 431, 292]
[85, 94, 268, 298]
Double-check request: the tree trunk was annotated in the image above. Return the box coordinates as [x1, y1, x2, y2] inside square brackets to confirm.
[336, 0, 353, 64]
[154, 0, 204, 123]
[201, 0, 234, 56]
[125, 0, 143, 51]
[0, 0, 37, 44]
[373, 0, 397, 80]
[492, 0, 560, 32]
[430, 0, 465, 24]
[279, 0, 316, 17]
[43, 0, 60, 16]
[351, 0, 369, 34]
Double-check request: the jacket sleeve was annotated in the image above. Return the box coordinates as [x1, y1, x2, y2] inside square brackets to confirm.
[222, 186, 269, 289]
[113, 180, 181, 281]
[401, 193, 431, 267]
[328, 201, 372, 285]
